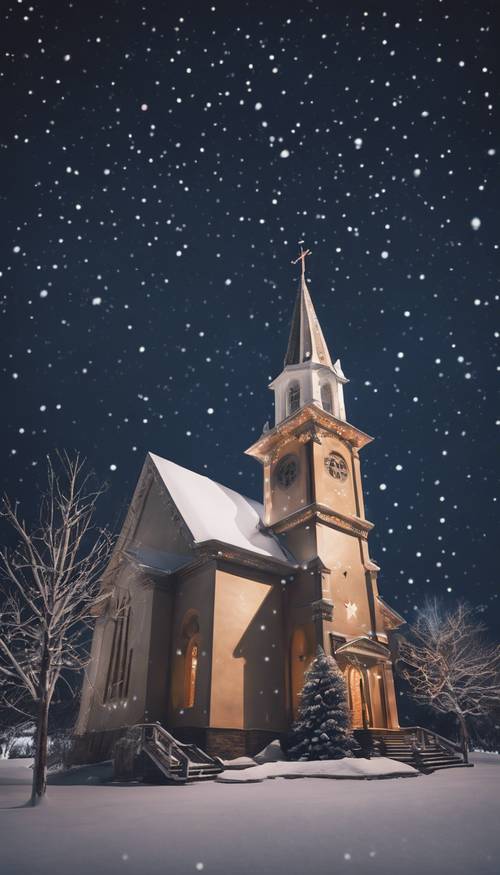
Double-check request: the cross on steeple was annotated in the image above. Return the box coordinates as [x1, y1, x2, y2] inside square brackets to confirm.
[285, 242, 333, 369]
[291, 241, 312, 282]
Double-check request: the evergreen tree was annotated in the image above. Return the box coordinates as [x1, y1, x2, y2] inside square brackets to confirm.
[288, 646, 356, 761]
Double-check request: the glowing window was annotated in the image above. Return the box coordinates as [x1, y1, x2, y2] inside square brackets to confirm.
[185, 641, 198, 709]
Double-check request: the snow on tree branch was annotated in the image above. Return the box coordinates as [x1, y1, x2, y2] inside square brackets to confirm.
[0, 452, 114, 804]
[396, 599, 500, 760]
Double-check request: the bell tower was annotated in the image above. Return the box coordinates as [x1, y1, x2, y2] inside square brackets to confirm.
[245, 245, 402, 729]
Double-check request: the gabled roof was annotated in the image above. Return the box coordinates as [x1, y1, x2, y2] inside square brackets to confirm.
[284, 273, 333, 368]
[125, 546, 193, 576]
[149, 453, 290, 563]
[377, 595, 406, 629]
[335, 636, 391, 659]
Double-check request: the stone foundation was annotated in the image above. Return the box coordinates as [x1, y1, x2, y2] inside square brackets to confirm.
[174, 726, 283, 758]
[70, 725, 284, 766]
[69, 728, 127, 765]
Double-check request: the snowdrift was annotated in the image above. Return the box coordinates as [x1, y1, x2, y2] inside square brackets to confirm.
[217, 756, 419, 782]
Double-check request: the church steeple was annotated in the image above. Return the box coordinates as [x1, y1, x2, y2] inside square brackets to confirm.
[284, 246, 333, 369]
[268, 244, 349, 426]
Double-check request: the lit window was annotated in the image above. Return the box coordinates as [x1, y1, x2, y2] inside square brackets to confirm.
[185, 640, 198, 709]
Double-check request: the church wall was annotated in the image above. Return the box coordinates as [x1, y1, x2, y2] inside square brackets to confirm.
[284, 567, 323, 716]
[366, 667, 386, 728]
[133, 478, 189, 555]
[316, 524, 374, 638]
[312, 435, 358, 518]
[78, 563, 154, 734]
[210, 567, 287, 732]
[75, 613, 107, 736]
[268, 438, 310, 525]
[278, 523, 317, 565]
[168, 562, 216, 730]
[373, 595, 388, 640]
[144, 585, 174, 725]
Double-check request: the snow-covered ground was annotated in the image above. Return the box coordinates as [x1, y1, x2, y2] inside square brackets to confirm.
[218, 756, 417, 781]
[1, 754, 499, 875]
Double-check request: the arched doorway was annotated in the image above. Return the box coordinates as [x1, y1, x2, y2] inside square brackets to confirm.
[347, 666, 370, 729]
[175, 611, 200, 711]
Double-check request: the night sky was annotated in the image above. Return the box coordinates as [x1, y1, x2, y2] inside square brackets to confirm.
[1, 1, 498, 630]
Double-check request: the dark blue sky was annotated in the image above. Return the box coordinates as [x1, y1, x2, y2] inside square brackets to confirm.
[1, 0, 498, 628]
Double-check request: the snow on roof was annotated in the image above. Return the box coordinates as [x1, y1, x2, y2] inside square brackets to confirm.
[149, 453, 290, 563]
[125, 546, 192, 575]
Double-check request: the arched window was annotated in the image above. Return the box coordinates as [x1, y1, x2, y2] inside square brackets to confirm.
[180, 613, 200, 709]
[347, 666, 371, 729]
[185, 639, 199, 709]
[287, 382, 300, 415]
[104, 591, 133, 703]
[320, 382, 333, 414]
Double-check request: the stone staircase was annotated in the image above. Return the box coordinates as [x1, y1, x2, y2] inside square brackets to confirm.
[354, 727, 472, 773]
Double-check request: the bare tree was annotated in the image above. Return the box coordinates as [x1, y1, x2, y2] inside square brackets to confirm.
[0, 453, 113, 804]
[397, 599, 500, 762]
[0, 711, 35, 760]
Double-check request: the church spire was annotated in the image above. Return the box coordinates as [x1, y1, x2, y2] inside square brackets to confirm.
[266, 244, 348, 427]
[284, 244, 333, 369]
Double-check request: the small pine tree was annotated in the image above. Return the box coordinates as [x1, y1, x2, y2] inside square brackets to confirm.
[288, 646, 356, 761]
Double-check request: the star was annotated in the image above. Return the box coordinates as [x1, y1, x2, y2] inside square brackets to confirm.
[345, 601, 358, 620]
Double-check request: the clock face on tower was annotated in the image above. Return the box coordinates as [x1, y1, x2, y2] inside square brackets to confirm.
[325, 451, 348, 481]
[276, 454, 299, 489]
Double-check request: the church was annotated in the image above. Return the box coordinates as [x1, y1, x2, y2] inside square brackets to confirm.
[74, 249, 405, 762]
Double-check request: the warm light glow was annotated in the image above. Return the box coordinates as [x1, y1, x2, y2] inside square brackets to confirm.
[186, 642, 198, 708]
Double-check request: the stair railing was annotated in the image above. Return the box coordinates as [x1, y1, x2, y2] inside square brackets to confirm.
[419, 727, 463, 757]
[139, 724, 190, 781]
[135, 723, 223, 778]
[355, 726, 466, 764]
[391, 725, 465, 760]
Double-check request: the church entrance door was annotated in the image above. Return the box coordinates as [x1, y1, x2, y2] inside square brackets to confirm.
[348, 667, 370, 729]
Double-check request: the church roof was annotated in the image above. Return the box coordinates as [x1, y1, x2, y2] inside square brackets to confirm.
[125, 546, 193, 576]
[284, 270, 333, 369]
[149, 453, 290, 563]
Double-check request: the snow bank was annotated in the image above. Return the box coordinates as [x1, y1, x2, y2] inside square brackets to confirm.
[217, 756, 418, 783]
[1, 755, 498, 875]
[253, 739, 286, 763]
[221, 756, 257, 770]
[47, 760, 113, 785]
[222, 739, 285, 769]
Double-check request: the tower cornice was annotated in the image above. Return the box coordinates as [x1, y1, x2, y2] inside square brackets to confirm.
[245, 401, 373, 462]
[266, 502, 374, 541]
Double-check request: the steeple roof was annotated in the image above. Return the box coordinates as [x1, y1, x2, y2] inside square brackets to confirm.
[284, 248, 333, 369]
